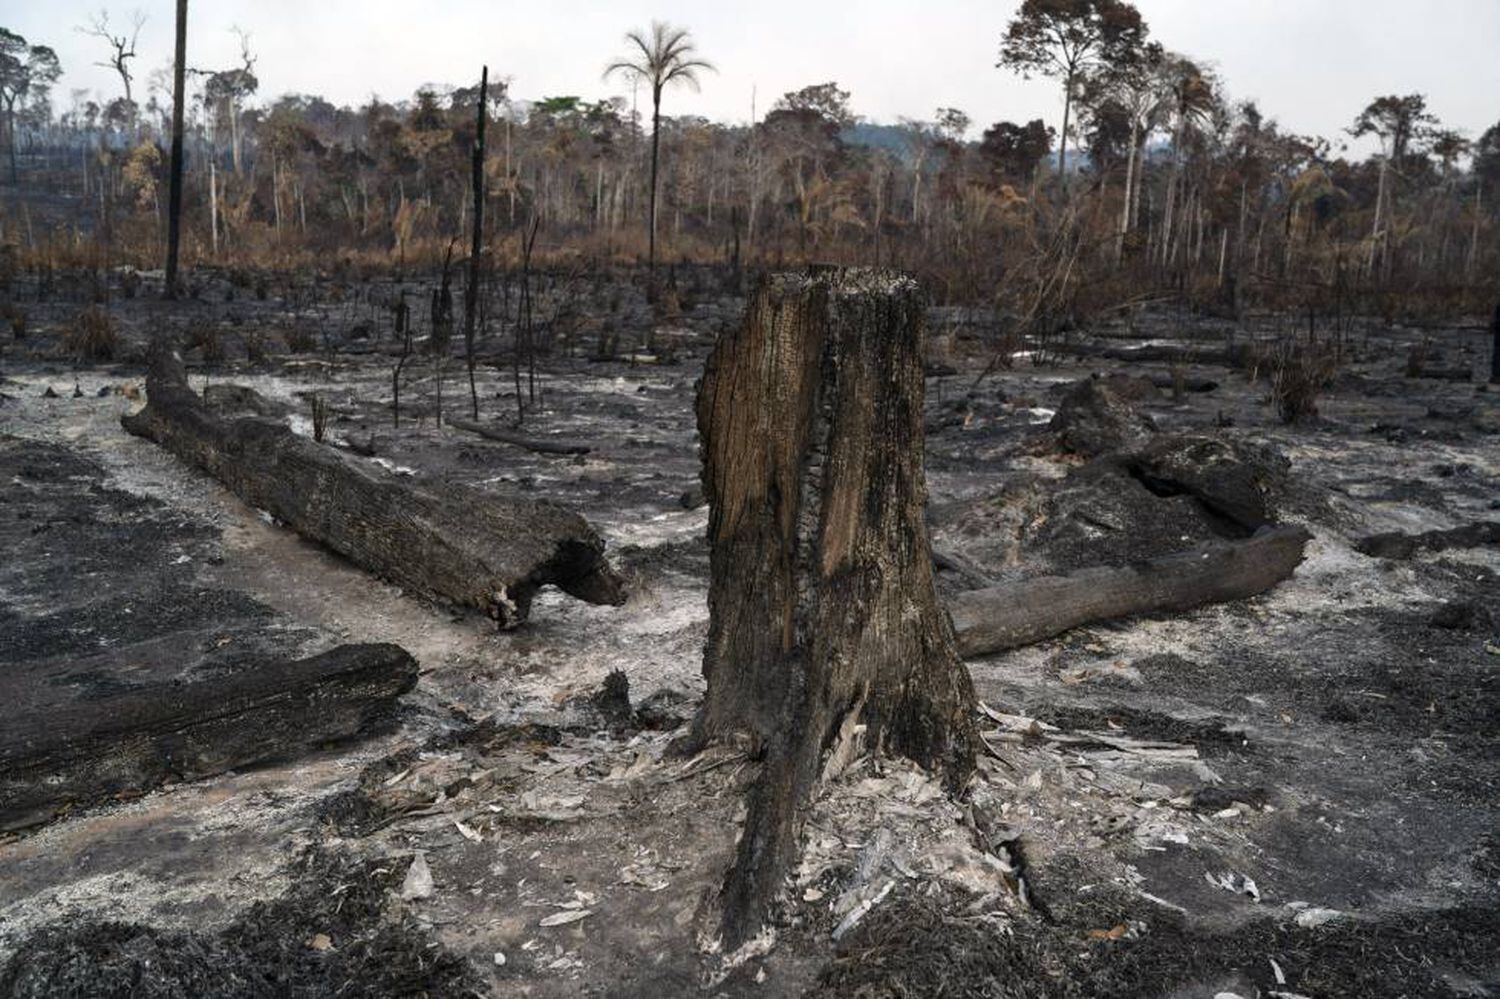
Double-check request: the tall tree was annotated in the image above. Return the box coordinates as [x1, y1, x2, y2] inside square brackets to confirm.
[604, 20, 713, 278]
[1084, 40, 1165, 259]
[1349, 93, 1436, 274]
[997, 0, 1145, 191]
[0, 28, 61, 184]
[163, 0, 187, 298]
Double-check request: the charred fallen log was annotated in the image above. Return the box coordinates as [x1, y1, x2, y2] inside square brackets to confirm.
[1355, 522, 1500, 560]
[121, 345, 625, 626]
[949, 525, 1312, 658]
[1064, 341, 1251, 368]
[1125, 434, 1290, 533]
[447, 416, 592, 455]
[0, 643, 417, 832]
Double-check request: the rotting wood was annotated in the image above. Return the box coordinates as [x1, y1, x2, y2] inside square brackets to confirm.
[690, 267, 977, 950]
[121, 344, 625, 626]
[0, 643, 417, 832]
[1355, 521, 1500, 560]
[949, 525, 1312, 658]
[447, 416, 591, 455]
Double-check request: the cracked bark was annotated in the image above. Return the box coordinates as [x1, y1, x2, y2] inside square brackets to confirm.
[690, 267, 977, 948]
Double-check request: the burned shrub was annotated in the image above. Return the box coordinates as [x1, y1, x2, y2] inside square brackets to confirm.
[1404, 338, 1431, 378]
[283, 326, 317, 353]
[309, 393, 329, 443]
[186, 322, 225, 363]
[3, 303, 25, 340]
[1266, 340, 1339, 424]
[64, 305, 118, 361]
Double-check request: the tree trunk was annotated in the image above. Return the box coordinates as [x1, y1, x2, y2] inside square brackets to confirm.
[950, 526, 1311, 657]
[1116, 119, 1137, 262]
[691, 267, 977, 948]
[163, 0, 188, 298]
[209, 156, 219, 256]
[648, 92, 662, 277]
[465, 66, 488, 420]
[5, 102, 16, 186]
[1491, 298, 1500, 385]
[1368, 155, 1387, 277]
[0, 643, 417, 832]
[121, 344, 625, 627]
[1058, 74, 1072, 192]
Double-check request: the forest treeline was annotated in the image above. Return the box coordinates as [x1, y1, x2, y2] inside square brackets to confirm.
[2, 0, 1497, 322]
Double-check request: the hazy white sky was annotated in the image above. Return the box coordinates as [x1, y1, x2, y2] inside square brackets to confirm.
[9, 0, 1500, 153]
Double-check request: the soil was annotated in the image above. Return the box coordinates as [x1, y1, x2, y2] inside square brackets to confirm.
[1, 266, 1497, 996]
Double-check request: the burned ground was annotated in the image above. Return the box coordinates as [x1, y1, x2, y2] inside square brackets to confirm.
[1, 268, 1497, 996]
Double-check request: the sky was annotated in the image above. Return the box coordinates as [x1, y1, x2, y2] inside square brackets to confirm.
[9, 0, 1500, 155]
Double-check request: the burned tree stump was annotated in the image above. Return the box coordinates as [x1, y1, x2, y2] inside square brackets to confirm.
[121, 345, 625, 626]
[692, 268, 977, 948]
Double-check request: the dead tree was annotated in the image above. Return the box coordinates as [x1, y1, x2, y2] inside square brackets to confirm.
[122, 344, 625, 626]
[691, 268, 977, 948]
[391, 288, 411, 427]
[79, 9, 145, 108]
[465, 66, 488, 419]
[163, 0, 187, 299]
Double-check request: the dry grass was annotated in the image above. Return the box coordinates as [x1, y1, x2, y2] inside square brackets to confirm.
[64, 306, 118, 361]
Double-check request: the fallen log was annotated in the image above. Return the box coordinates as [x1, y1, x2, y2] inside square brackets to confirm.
[0, 643, 417, 832]
[1065, 341, 1249, 368]
[1355, 521, 1500, 560]
[949, 525, 1312, 657]
[1408, 367, 1473, 382]
[447, 416, 591, 455]
[1147, 372, 1219, 393]
[122, 346, 625, 625]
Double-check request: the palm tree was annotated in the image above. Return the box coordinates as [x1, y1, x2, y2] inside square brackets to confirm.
[605, 21, 713, 278]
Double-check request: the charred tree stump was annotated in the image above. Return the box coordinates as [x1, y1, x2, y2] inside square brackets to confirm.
[692, 268, 977, 948]
[950, 525, 1312, 657]
[121, 345, 625, 626]
[0, 643, 417, 832]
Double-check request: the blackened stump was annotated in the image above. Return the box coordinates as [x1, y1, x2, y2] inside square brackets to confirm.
[692, 267, 977, 947]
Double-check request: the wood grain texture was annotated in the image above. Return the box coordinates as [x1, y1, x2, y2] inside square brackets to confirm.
[693, 268, 977, 947]
[950, 525, 1312, 658]
[0, 643, 418, 831]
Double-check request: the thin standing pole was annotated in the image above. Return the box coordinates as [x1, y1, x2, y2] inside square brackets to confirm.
[163, 0, 188, 299]
[465, 65, 488, 419]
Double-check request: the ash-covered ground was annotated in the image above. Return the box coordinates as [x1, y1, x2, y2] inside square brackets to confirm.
[1, 267, 1496, 997]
